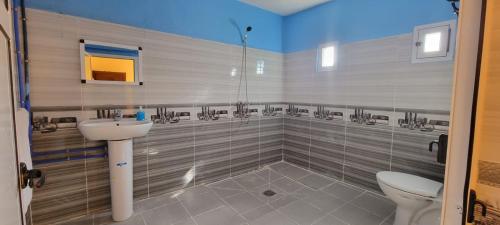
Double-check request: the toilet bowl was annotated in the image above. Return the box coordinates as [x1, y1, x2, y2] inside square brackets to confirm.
[376, 171, 443, 225]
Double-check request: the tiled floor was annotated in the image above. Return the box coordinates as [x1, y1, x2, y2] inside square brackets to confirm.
[63, 162, 396, 225]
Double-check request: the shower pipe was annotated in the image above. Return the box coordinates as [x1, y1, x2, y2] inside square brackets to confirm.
[14, 0, 107, 163]
[13, 0, 25, 109]
[32, 145, 107, 165]
[236, 26, 252, 122]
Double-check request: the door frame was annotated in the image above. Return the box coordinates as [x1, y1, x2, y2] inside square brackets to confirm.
[440, 0, 487, 224]
[460, 0, 488, 223]
[0, 0, 26, 224]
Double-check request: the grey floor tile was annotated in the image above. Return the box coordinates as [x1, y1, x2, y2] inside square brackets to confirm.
[241, 204, 275, 222]
[223, 192, 265, 214]
[59, 215, 93, 225]
[321, 182, 365, 201]
[380, 212, 395, 225]
[104, 215, 146, 225]
[142, 202, 191, 225]
[177, 189, 224, 216]
[351, 192, 396, 218]
[279, 200, 325, 225]
[249, 210, 298, 225]
[311, 215, 347, 225]
[208, 178, 245, 190]
[272, 177, 305, 193]
[234, 173, 268, 189]
[256, 168, 284, 181]
[269, 162, 291, 172]
[134, 193, 179, 213]
[211, 187, 246, 198]
[270, 195, 299, 209]
[276, 165, 310, 180]
[298, 174, 334, 190]
[332, 204, 384, 225]
[296, 189, 346, 213]
[173, 218, 197, 225]
[247, 183, 286, 203]
[193, 205, 246, 225]
[93, 212, 114, 225]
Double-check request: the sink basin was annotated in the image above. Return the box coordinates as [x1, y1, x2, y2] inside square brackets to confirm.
[78, 119, 153, 141]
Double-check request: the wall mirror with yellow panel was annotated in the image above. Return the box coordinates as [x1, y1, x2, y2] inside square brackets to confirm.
[80, 40, 143, 85]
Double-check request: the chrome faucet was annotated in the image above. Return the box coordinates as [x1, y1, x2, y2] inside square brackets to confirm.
[113, 109, 123, 121]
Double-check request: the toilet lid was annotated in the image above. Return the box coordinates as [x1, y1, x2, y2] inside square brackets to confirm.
[377, 171, 443, 198]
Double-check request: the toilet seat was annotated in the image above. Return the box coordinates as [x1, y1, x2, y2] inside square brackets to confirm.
[377, 171, 443, 198]
[377, 171, 444, 225]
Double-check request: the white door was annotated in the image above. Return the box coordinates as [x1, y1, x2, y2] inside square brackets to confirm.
[0, 1, 24, 224]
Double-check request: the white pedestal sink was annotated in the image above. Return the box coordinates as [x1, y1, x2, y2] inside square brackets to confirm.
[78, 119, 153, 221]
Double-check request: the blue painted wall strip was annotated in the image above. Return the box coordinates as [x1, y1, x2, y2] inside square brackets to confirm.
[25, 0, 283, 52]
[25, 0, 455, 53]
[282, 0, 456, 53]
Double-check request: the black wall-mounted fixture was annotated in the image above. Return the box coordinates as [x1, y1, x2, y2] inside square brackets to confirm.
[467, 189, 487, 223]
[429, 134, 448, 164]
[447, 0, 460, 16]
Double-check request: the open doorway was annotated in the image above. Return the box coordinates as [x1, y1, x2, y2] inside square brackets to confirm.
[442, 0, 500, 224]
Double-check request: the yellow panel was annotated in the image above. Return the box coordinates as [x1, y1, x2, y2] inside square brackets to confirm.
[468, 0, 500, 217]
[84, 55, 135, 82]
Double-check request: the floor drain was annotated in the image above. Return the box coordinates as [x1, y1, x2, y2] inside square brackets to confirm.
[262, 190, 276, 197]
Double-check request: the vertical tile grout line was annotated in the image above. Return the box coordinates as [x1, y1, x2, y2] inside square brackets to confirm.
[281, 104, 285, 162]
[83, 137, 90, 215]
[141, 30, 150, 200]
[80, 66, 91, 215]
[258, 103, 261, 169]
[192, 103, 197, 187]
[145, 130, 150, 198]
[389, 80, 396, 172]
[229, 103, 232, 177]
[342, 104, 348, 182]
[308, 103, 312, 170]
[78, 21, 91, 216]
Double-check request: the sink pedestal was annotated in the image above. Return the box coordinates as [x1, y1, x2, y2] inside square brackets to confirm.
[77, 119, 153, 221]
[108, 139, 133, 221]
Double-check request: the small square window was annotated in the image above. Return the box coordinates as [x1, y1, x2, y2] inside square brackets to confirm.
[412, 20, 456, 63]
[317, 43, 337, 72]
[256, 60, 265, 75]
[424, 32, 442, 53]
[80, 40, 143, 85]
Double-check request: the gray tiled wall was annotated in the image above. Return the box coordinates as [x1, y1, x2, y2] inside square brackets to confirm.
[282, 104, 448, 193]
[30, 105, 449, 224]
[29, 104, 284, 225]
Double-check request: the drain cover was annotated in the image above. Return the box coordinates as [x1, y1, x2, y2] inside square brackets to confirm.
[262, 190, 276, 197]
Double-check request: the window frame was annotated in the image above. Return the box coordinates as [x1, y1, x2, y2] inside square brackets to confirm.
[411, 20, 457, 64]
[80, 40, 143, 85]
[316, 42, 338, 72]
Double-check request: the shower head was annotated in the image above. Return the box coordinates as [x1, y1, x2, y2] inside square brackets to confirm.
[242, 26, 252, 44]
[446, 0, 459, 15]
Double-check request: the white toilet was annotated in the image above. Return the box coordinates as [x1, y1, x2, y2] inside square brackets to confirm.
[376, 171, 443, 225]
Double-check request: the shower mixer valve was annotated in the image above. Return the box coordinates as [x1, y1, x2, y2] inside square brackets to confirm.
[197, 106, 228, 121]
[151, 107, 182, 124]
[262, 104, 282, 117]
[313, 105, 343, 120]
[234, 101, 250, 119]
